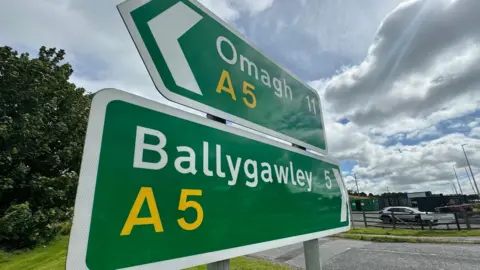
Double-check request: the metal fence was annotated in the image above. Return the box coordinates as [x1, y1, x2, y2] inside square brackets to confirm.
[351, 211, 480, 230]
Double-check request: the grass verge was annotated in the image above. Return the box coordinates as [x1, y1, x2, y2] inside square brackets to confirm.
[346, 227, 480, 237]
[336, 233, 480, 244]
[0, 237, 292, 270]
[0, 237, 69, 270]
[187, 257, 293, 270]
[336, 234, 443, 244]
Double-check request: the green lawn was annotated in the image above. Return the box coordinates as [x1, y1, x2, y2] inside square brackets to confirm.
[0, 237, 291, 270]
[346, 227, 480, 237]
[337, 234, 444, 244]
[0, 237, 69, 270]
[187, 257, 292, 270]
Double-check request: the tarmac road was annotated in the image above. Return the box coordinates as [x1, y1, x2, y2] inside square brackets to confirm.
[253, 237, 480, 269]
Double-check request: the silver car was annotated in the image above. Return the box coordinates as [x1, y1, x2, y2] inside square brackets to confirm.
[378, 206, 435, 224]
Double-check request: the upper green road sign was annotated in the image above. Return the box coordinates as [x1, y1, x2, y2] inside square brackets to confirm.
[66, 89, 350, 269]
[117, 0, 328, 153]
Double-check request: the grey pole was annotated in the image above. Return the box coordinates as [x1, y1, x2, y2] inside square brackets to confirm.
[207, 260, 230, 270]
[453, 165, 463, 194]
[354, 173, 359, 194]
[292, 143, 322, 270]
[465, 167, 476, 194]
[452, 182, 458, 195]
[206, 114, 230, 270]
[304, 239, 322, 270]
[462, 144, 480, 195]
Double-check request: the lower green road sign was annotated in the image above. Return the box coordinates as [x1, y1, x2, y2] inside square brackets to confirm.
[67, 89, 350, 270]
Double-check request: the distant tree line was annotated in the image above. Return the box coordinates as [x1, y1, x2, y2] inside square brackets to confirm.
[348, 189, 479, 201]
[347, 190, 377, 197]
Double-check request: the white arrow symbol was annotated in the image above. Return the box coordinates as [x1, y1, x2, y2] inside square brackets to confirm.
[147, 2, 203, 95]
[333, 168, 349, 222]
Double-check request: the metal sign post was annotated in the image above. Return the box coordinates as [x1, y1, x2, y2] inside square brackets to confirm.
[207, 260, 230, 270]
[304, 239, 322, 270]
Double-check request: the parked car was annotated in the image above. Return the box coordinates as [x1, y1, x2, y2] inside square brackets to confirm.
[378, 206, 437, 224]
[435, 204, 473, 213]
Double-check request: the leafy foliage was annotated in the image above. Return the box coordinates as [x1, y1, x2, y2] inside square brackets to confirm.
[347, 190, 369, 197]
[0, 46, 91, 249]
[378, 192, 408, 198]
[0, 202, 61, 250]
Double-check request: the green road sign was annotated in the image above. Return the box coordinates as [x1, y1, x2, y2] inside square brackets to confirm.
[117, 0, 328, 154]
[66, 89, 349, 269]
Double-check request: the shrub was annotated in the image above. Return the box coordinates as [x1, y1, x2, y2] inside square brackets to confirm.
[0, 202, 62, 250]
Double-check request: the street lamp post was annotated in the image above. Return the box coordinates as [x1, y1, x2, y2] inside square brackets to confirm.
[462, 144, 479, 195]
[465, 167, 476, 194]
[453, 165, 463, 194]
[354, 173, 359, 194]
[452, 182, 458, 195]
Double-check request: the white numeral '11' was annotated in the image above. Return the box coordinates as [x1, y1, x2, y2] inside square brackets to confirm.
[306, 96, 317, 115]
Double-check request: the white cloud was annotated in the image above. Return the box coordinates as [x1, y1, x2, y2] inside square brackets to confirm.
[329, 117, 480, 194]
[468, 118, 480, 128]
[0, 0, 153, 96]
[324, 100, 480, 195]
[470, 127, 480, 138]
[199, 0, 240, 20]
[323, 0, 480, 130]
[307, 0, 480, 196]
[404, 125, 439, 140]
[240, 0, 274, 15]
[201, 0, 274, 19]
[369, 96, 479, 137]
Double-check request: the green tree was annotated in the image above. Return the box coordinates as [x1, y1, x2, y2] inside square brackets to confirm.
[0, 46, 91, 249]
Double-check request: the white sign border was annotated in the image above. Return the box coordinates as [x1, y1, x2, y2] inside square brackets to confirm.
[117, 0, 329, 155]
[66, 88, 349, 270]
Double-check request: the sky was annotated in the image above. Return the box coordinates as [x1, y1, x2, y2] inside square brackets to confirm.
[1, 0, 479, 195]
